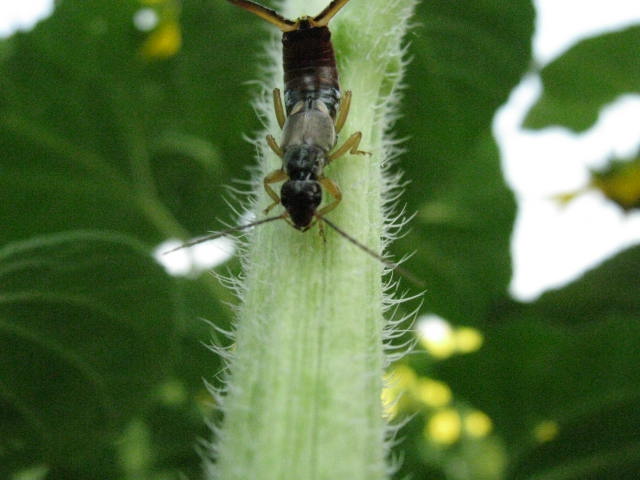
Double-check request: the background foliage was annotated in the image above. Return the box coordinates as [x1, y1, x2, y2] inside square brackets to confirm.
[1, 0, 638, 479]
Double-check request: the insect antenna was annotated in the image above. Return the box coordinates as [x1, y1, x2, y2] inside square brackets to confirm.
[313, 0, 352, 26]
[318, 216, 425, 288]
[163, 213, 287, 255]
[226, 0, 297, 32]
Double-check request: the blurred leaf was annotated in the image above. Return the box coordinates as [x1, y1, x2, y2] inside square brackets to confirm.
[0, 232, 174, 476]
[511, 395, 640, 480]
[395, 0, 534, 323]
[524, 25, 640, 132]
[434, 246, 640, 479]
[0, 0, 256, 476]
[0, 0, 260, 245]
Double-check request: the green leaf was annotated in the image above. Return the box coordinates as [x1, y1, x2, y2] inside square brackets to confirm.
[524, 25, 640, 132]
[395, 0, 534, 322]
[434, 246, 640, 479]
[511, 390, 640, 480]
[0, 0, 257, 245]
[0, 232, 175, 476]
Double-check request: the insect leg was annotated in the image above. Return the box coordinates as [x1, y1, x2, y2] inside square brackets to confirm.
[316, 176, 342, 216]
[328, 131, 369, 162]
[226, 0, 296, 31]
[334, 90, 352, 134]
[266, 134, 284, 157]
[313, 0, 352, 27]
[263, 169, 288, 213]
[273, 88, 286, 129]
[306, 176, 342, 239]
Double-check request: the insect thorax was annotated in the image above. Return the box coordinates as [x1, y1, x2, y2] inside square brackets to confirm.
[280, 100, 337, 155]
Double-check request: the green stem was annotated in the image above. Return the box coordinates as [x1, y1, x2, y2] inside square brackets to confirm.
[208, 1, 417, 479]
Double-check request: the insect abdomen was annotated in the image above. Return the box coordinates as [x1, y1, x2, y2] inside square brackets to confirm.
[282, 26, 340, 118]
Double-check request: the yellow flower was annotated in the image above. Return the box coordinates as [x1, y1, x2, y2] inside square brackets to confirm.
[140, 20, 182, 59]
[453, 326, 483, 354]
[381, 364, 418, 418]
[464, 410, 493, 438]
[416, 315, 455, 359]
[425, 408, 462, 445]
[533, 420, 559, 443]
[414, 378, 452, 408]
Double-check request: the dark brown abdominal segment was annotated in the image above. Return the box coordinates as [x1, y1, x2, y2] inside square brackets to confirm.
[283, 26, 340, 116]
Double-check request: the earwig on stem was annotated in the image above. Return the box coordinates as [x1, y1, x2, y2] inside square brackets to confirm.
[168, 0, 422, 286]
[229, 0, 368, 230]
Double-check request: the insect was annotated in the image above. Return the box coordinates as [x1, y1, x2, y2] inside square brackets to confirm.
[167, 0, 422, 286]
[228, 0, 367, 231]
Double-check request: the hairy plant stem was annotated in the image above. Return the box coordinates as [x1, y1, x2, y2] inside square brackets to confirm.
[208, 1, 417, 479]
